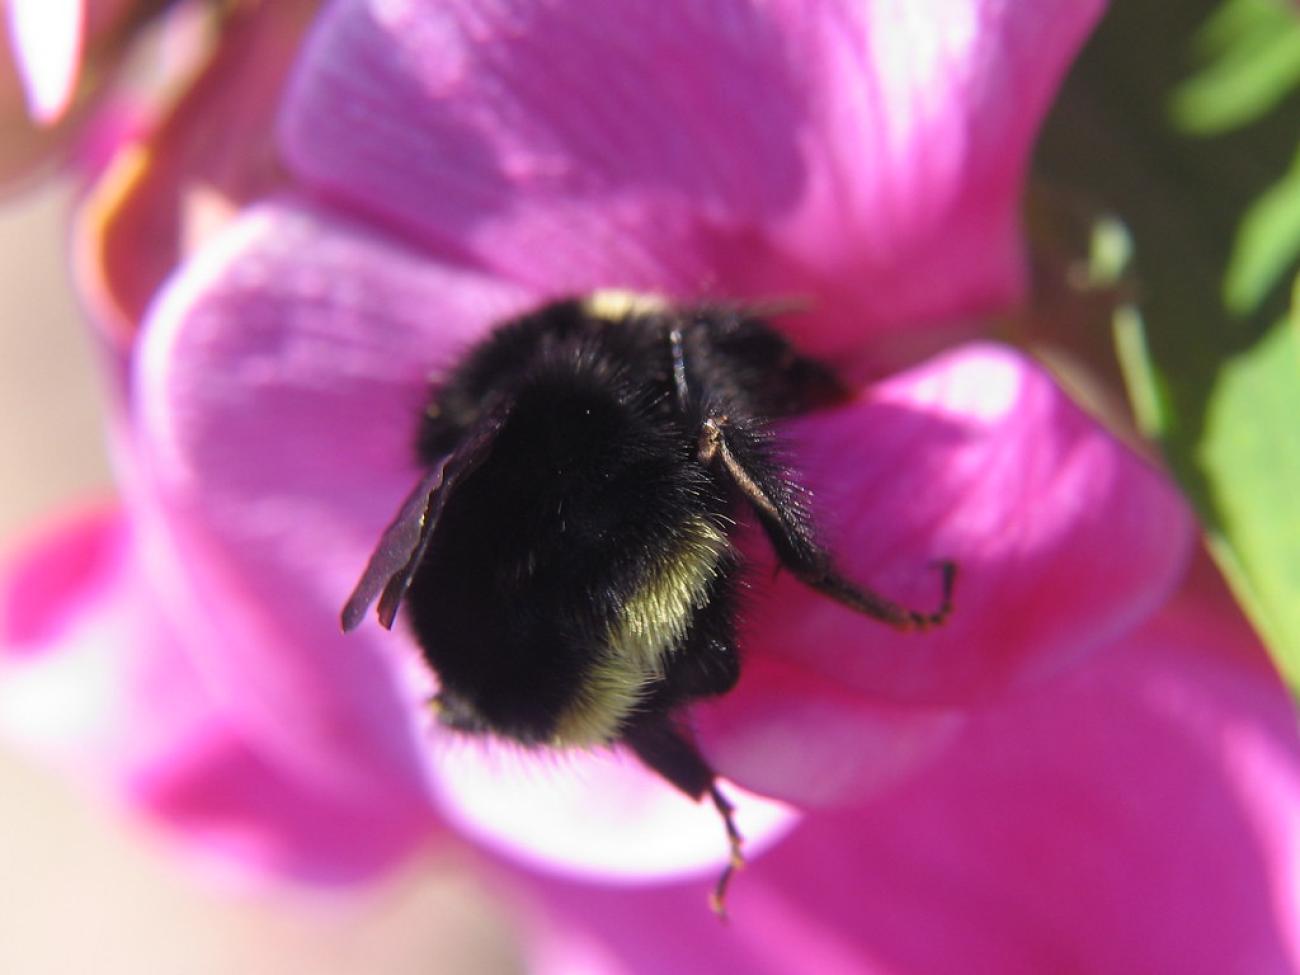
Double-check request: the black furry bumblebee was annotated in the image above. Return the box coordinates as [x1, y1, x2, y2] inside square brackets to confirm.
[342, 292, 955, 911]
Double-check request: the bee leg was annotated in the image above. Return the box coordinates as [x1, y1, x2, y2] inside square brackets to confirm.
[698, 414, 956, 632]
[705, 781, 745, 918]
[622, 718, 744, 917]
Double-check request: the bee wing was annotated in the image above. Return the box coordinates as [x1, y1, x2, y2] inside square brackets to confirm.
[340, 413, 504, 632]
[340, 461, 447, 632]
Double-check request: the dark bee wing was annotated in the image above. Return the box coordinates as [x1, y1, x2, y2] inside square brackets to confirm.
[340, 462, 446, 633]
[340, 412, 504, 632]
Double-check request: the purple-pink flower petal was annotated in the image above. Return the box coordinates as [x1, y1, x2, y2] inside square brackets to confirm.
[279, 0, 1104, 351]
[692, 343, 1193, 807]
[525, 593, 1300, 974]
[427, 738, 797, 883]
[695, 654, 966, 808]
[0, 504, 432, 882]
[136, 201, 536, 802]
[741, 343, 1193, 704]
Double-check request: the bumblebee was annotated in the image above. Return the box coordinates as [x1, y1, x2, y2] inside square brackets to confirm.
[342, 293, 955, 911]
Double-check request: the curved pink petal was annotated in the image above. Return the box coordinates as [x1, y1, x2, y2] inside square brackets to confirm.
[0, 504, 433, 883]
[695, 654, 967, 808]
[691, 342, 1193, 805]
[136, 199, 537, 801]
[744, 343, 1190, 702]
[428, 738, 797, 883]
[523, 595, 1300, 974]
[279, 0, 1103, 351]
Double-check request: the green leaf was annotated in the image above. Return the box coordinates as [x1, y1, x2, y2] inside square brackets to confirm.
[1198, 304, 1300, 686]
[1225, 145, 1300, 314]
[1035, 0, 1300, 684]
[1171, 0, 1300, 135]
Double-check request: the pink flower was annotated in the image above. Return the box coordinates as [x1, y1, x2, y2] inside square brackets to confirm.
[7, 0, 1298, 969]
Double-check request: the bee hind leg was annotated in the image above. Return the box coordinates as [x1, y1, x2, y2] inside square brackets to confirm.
[622, 718, 744, 918]
[697, 412, 956, 632]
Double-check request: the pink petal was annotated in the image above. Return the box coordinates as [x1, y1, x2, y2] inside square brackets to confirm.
[0, 504, 433, 882]
[6, 0, 84, 124]
[694, 343, 1193, 805]
[744, 344, 1189, 702]
[695, 654, 966, 808]
[136, 199, 537, 803]
[523, 594, 1300, 974]
[428, 738, 797, 883]
[280, 0, 1102, 350]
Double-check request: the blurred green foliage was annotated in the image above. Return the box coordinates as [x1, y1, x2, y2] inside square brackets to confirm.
[1035, 0, 1300, 688]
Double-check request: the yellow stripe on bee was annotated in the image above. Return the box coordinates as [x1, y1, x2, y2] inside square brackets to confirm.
[550, 516, 730, 747]
[580, 290, 669, 323]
